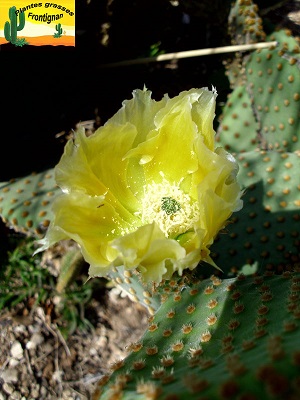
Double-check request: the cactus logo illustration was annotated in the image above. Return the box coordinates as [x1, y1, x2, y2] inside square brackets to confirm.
[53, 22, 62, 38]
[4, 5, 27, 46]
[0, 1, 75, 47]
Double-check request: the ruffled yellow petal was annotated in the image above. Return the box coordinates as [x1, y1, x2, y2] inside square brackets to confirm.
[55, 130, 105, 196]
[109, 222, 186, 282]
[56, 123, 142, 215]
[109, 87, 168, 147]
[190, 87, 217, 151]
[37, 192, 140, 275]
[125, 89, 213, 185]
[197, 155, 243, 248]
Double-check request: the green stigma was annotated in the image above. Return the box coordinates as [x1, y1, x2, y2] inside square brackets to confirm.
[161, 197, 181, 215]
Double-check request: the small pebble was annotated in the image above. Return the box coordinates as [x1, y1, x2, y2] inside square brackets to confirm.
[9, 391, 22, 400]
[40, 386, 47, 397]
[30, 388, 40, 399]
[8, 358, 20, 368]
[1, 368, 18, 384]
[95, 336, 108, 348]
[3, 382, 14, 395]
[10, 342, 23, 360]
[26, 333, 44, 350]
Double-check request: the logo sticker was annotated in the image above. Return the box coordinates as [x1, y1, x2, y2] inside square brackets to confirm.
[0, 1, 75, 47]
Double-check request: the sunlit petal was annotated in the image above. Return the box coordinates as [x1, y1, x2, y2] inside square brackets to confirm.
[56, 123, 141, 214]
[111, 222, 186, 282]
[125, 89, 207, 184]
[38, 192, 139, 276]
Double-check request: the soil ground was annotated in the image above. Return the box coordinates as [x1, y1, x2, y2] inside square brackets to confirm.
[0, 285, 148, 400]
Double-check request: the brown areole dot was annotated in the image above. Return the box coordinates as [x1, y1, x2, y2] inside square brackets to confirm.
[146, 345, 158, 356]
[204, 286, 214, 295]
[242, 339, 256, 351]
[228, 319, 240, 330]
[125, 342, 143, 353]
[166, 309, 175, 319]
[151, 366, 165, 379]
[233, 302, 245, 314]
[171, 340, 184, 352]
[283, 320, 297, 332]
[188, 345, 203, 358]
[160, 355, 174, 367]
[182, 323, 193, 334]
[173, 294, 181, 302]
[148, 323, 158, 332]
[207, 298, 218, 309]
[163, 328, 173, 338]
[186, 304, 196, 314]
[219, 380, 240, 399]
[200, 330, 212, 343]
[231, 290, 242, 300]
[206, 313, 218, 325]
[132, 359, 146, 371]
[110, 359, 125, 371]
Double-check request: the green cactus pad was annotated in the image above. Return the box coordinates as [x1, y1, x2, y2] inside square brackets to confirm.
[246, 30, 300, 152]
[216, 85, 258, 153]
[211, 150, 300, 275]
[107, 266, 161, 315]
[228, 0, 266, 45]
[0, 169, 61, 237]
[107, 267, 204, 316]
[218, 29, 300, 153]
[94, 271, 300, 400]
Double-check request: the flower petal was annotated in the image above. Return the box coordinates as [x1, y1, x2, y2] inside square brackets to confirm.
[56, 123, 142, 215]
[38, 192, 140, 276]
[190, 87, 217, 151]
[125, 89, 215, 184]
[198, 167, 243, 245]
[109, 87, 168, 147]
[55, 129, 105, 196]
[110, 222, 186, 282]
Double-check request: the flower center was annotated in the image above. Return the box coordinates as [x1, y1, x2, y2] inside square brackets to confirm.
[140, 178, 200, 238]
[161, 197, 181, 215]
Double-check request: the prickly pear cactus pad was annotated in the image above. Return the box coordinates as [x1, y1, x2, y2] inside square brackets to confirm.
[246, 31, 300, 152]
[94, 271, 300, 400]
[107, 266, 162, 315]
[228, 0, 266, 46]
[0, 169, 60, 237]
[218, 29, 300, 153]
[210, 150, 300, 275]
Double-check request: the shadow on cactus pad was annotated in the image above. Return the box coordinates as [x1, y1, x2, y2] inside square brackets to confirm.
[211, 150, 300, 276]
[94, 271, 300, 400]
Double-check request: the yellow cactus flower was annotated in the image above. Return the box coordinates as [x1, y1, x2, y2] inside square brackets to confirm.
[35, 87, 243, 283]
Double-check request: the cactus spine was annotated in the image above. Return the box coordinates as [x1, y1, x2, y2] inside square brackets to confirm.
[4, 6, 25, 45]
